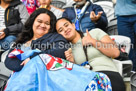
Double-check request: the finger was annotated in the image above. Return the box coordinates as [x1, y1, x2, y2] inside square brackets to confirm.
[90, 11, 95, 18]
[65, 53, 72, 58]
[0, 32, 5, 37]
[97, 11, 103, 17]
[98, 11, 103, 15]
[92, 11, 96, 18]
[20, 61, 24, 65]
[86, 29, 90, 36]
[65, 52, 71, 59]
[68, 48, 72, 53]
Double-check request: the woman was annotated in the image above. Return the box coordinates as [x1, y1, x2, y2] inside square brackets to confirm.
[4, 8, 69, 72]
[56, 17, 126, 91]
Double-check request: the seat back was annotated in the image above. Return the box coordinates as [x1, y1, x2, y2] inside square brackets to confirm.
[110, 35, 133, 77]
[51, 0, 66, 8]
[0, 62, 12, 91]
[110, 35, 131, 54]
[131, 72, 136, 91]
[1, 50, 9, 63]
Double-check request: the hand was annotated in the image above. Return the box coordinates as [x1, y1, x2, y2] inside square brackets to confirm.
[20, 58, 30, 65]
[65, 48, 75, 63]
[0, 31, 5, 40]
[82, 29, 94, 46]
[90, 11, 103, 22]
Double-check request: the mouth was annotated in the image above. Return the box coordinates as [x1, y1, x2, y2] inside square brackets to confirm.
[65, 30, 71, 36]
[38, 28, 46, 31]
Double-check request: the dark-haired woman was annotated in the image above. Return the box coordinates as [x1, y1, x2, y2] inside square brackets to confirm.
[4, 8, 69, 72]
[56, 17, 126, 91]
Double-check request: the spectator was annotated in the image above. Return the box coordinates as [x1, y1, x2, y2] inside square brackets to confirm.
[4, 8, 69, 72]
[22, 0, 40, 15]
[56, 17, 126, 91]
[0, 0, 29, 51]
[115, 0, 136, 71]
[38, 0, 64, 19]
[62, 0, 108, 33]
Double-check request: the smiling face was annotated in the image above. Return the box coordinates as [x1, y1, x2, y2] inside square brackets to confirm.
[56, 18, 77, 42]
[32, 13, 50, 39]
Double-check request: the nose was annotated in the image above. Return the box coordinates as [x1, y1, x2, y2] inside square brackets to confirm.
[63, 27, 67, 32]
[40, 23, 45, 28]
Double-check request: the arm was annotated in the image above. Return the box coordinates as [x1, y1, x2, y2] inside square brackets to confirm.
[91, 4, 108, 30]
[62, 8, 69, 17]
[4, 48, 24, 72]
[42, 41, 69, 59]
[82, 30, 120, 58]
[31, 40, 70, 59]
[4, 4, 29, 35]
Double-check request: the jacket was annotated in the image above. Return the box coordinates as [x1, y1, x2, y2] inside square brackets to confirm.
[4, 0, 29, 36]
[5, 33, 70, 71]
[63, 0, 108, 32]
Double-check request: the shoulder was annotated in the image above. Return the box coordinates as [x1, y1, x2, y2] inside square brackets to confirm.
[64, 7, 74, 11]
[40, 33, 68, 43]
[88, 28, 104, 34]
[50, 33, 68, 42]
[85, 28, 108, 40]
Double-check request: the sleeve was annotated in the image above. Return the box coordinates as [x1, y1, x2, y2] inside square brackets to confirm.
[93, 4, 108, 31]
[62, 8, 69, 18]
[42, 41, 70, 59]
[31, 40, 70, 59]
[4, 48, 24, 72]
[4, 4, 29, 36]
[89, 28, 108, 40]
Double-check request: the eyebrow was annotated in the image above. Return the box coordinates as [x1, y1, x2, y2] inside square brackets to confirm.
[37, 19, 50, 23]
[58, 22, 68, 32]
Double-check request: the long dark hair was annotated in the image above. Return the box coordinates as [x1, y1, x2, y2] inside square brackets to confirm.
[57, 17, 92, 70]
[15, 8, 57, 46]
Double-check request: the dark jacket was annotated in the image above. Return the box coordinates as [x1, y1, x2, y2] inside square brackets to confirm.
[63, 0, 108, 32]
[4, 33, 70, 71]
[4, 0, 29, 36]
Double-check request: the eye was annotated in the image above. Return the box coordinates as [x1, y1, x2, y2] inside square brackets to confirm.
[45, 22, 50, 25]
[65, 23, 69, 27]
[37, 19, 42, 23]
[58, 28, 63, 32]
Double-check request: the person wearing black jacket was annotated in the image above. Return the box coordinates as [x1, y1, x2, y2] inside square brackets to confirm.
[0, 0, 29, 51]
[4, 8, 69, 72]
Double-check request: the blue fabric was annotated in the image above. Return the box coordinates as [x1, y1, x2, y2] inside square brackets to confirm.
[62, 1, 107, 32]
[75, 9, 81, 31]
[115, 0, 136, 16]
[117, 15, 136, 70]
[31, 32, 70, 59]
[0, 35, 16, 51]
[5, 55, 97, 91]
[16, 49, 41, 61]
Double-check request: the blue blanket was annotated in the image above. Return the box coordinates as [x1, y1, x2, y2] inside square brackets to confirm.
[5, 55, 97, 91]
